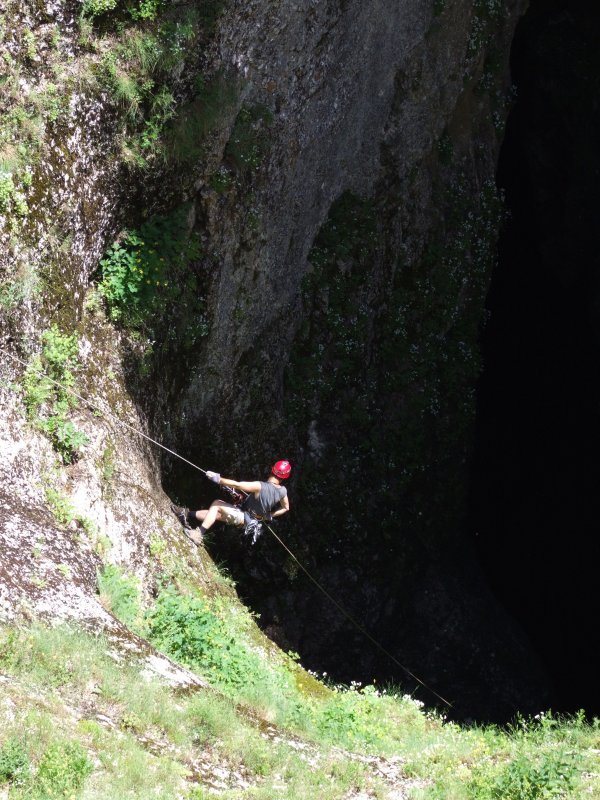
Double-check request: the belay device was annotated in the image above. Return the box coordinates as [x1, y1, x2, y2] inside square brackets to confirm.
[220, 484, 264, 544]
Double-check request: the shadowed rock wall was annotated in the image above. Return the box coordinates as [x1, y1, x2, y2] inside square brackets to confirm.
[0, 0, 553, 721]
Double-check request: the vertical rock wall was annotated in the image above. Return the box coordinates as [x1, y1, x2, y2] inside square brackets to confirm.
[0, 0, 553, 719]
[162, 0, 547, 719]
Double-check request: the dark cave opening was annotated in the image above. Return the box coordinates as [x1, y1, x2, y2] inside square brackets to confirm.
[470, 0, 600, 718]
[162, 0, 600, 724]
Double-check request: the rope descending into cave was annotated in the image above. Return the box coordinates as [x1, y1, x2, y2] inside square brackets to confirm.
[261, 518, 452, 708]
[0, 343, 453, 709]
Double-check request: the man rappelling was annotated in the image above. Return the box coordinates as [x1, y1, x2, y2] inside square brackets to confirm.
[171, 460, 291, 545]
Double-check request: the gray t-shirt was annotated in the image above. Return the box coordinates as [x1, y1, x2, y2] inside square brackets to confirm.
[243, 481, 287, 519]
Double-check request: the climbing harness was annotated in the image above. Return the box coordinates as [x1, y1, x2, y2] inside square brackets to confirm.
[217, 484, 263, 541]
[218, 482, 273, 543]
[0, 343, 453, 710]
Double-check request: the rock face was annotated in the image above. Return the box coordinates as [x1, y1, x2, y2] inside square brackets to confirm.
[1, 0, 551, 720]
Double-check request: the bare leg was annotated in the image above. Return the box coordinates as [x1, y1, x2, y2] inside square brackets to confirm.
[193, 500, 229, 531]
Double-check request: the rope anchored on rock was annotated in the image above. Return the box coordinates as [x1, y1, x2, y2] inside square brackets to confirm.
[0, 343, 453, 709]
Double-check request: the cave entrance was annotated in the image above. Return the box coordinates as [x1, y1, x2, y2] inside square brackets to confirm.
[470, 0, 600, 717]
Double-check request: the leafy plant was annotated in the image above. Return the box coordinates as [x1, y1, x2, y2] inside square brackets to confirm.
[32, 740, 92, 799]
[489, 751, 579, 799]
[44, 487, 77, 527]
[145, 587, 265, 691]
[80, 0, 117, 19]
[129, 0, 165, 21]
[0, 172, 28, 216]
[0, 737, 30, 785]
[98, 206, 201, 328]
[23, 325, 89, 463]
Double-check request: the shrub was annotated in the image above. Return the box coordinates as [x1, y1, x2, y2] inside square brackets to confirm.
[0, 737, 30, 785]
[23, 326, 89, 463]
[145, 588, 265, 691]
[98, 207, 200, 328]
[129, 0, 165, 21]
[32, 740, 92, 799]
[490, 751, 578, 799]
[81, 0, 117, 18]
[0, 172, 28, 216]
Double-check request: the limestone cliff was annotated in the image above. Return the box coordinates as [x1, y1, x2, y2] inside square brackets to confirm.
[1, 0, 548, 720]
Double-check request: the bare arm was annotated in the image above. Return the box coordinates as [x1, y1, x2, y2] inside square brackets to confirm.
[271, 494, 290, 518]
[219, 477, 262, 494]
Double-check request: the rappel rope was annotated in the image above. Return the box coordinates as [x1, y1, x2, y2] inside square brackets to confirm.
[262, 519, 453, 708]
[0, 344, 209, 478]
[0, 343, 453, 709]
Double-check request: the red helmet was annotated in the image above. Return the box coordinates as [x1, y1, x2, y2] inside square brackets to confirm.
[272, 460, 292, 479]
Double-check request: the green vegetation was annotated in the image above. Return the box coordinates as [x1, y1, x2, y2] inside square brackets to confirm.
[437, 130, 454, 165]
[285, 176, 505, 550]
[0, 621, 598, 799]
[44, 485, 98, 541]
[286, 191, 378, 429]
[145, 587, 265, 690]
[97, 564, 141, 627]
[225, 103, 273, 175]
[284, 191, 380, 542]
[487, 749, 578, 799]
[98, 439, 116, 496]
[164, 73, 237, 166]
[0, 22, 73, 227]
[0, 261, 40, 312]
[81, 0, 216, 25]
[44, 487, 78, 527]
[98, 206, 201, 328]
[33, 740, 91, 799]
[0, 737, 30, 786]
[0, 0, 229, 234]
[23, 325, 89, 463]
[0, 171, 28, 217]
[467, 0, 503, 59]
[92, 4, 230, 167]
[81, 0, 119, 18]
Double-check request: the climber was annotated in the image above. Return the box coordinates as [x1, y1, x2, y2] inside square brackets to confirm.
[171, 460, 291, 545]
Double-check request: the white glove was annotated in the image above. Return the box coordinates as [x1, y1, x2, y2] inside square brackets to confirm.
[206, 471, 220, 483]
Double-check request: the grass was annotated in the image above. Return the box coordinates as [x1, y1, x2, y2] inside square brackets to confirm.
[86, 565, 600, 798]
[0, 0, 230, 234]
[92, 6, 232, 168]
[0, 622, 598, 798]
[0, 625, 385, 799]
